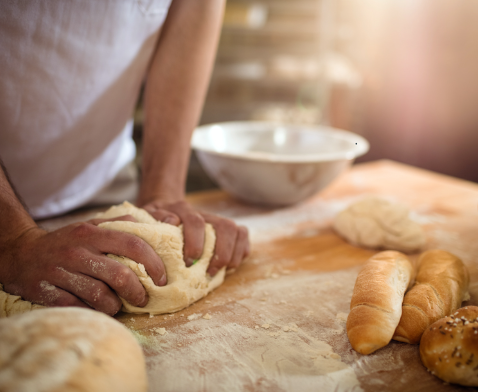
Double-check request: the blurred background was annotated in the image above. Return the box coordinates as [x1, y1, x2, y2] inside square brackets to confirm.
[134, 0, 478, 192]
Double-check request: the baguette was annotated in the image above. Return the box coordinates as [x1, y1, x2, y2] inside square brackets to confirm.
[346, 251, 414, 355]
[393, 249, 470, 344]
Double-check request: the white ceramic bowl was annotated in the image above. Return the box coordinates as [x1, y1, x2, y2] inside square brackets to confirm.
[191, 121, 369, 206]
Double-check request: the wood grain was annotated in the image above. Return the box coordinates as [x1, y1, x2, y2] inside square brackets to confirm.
[38, 160, 478, 392]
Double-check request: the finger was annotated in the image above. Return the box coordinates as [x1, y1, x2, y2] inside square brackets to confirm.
[77, 254, 150, 308]
[34, 282, 91, 309]
[88, 215, 138, 226]
[54, 267, 123, 316]
[228, 226, 250, 270]
[206, 218, 238, 276]
[72, 223, 166, 286]
[149, 209, 181, 226]
[166, 203, 206, 266]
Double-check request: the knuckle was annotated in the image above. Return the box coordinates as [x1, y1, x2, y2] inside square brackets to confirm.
[126, 236, 148, 254]
[113, 267, 133, 291]
[189, 213, 205, 228]
[238, 226, 249, 238]
[91, 285, 109, 304]
[174, 200, 188, 209]
[216, 218, 236, 232]
[71, 222, 94, 239]
[61, 246, 83, 263]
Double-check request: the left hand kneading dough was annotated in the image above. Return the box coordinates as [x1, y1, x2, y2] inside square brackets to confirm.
[0, 201, 224, 317]
[96, 201, 225, 315]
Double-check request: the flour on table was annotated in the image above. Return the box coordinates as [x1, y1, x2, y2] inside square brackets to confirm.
[97, 202, 225, 315]
[141, 276, 364, 392]
[152, 327, 167, 336]
[333, 197, 426, 253]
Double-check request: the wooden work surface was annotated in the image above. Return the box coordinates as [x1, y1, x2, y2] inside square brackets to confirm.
[40, 160, 478, 392]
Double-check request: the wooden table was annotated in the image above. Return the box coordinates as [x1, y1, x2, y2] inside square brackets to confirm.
[40, 160, 478, 392]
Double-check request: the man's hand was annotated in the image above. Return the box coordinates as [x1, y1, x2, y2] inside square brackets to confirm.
[142, 200, 250, 276]
[135, 0, 249, 274]
[0, 216, 167, 316]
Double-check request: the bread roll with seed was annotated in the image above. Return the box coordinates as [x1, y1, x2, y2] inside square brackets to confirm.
[0, 307, 148, 392]
[420, 306, 478, 387]
[393, 250, 470, 344]
[346, 251, 414, 355]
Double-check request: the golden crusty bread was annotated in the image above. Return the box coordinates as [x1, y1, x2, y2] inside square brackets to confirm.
[393, 250, 470, 344]
[0, 307, 148, 392]
[346, 251, 414, 355]
[420, 306, 478, 387]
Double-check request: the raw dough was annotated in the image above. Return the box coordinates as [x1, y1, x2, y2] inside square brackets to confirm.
[0, 307, 147, 392]
[96, 201, 225, 314]
[0, 283, 44, 318]
[333, 197, 426, 253]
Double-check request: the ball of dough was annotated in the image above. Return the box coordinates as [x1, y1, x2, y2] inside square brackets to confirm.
[333, 197, 426, 253]
[420, 306, 478, 386]
[0, 307, 148, 392]
[96, 201, 226, 315]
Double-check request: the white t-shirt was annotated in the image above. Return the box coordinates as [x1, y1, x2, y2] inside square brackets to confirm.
[0, 0, 172, 219]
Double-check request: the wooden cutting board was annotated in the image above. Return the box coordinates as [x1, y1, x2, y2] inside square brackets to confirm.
[39, 160, 478, 392]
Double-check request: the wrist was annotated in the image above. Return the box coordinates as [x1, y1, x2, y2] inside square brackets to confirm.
[137, 181, 185, 207]
[0, 226, 45, 286]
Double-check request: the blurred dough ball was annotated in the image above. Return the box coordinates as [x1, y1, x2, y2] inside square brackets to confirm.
[420, 306, 478, 387]
[0, 307, 147, 392]
[333, 197, 426, 253]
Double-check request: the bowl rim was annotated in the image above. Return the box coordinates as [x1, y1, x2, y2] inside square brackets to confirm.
[191, 121, 369, 163]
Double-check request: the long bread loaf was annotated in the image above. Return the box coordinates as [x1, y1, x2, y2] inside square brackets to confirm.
[346, 251, 414, 355]
[393, 249, 470, 344]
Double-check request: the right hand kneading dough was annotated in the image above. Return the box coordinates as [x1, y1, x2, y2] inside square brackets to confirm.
[96, 202, 226, 315]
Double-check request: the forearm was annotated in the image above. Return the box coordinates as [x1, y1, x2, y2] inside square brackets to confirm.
[0, 161, 37, 243]
[0, 160, 38, 280]
[138, 0, 225, 205]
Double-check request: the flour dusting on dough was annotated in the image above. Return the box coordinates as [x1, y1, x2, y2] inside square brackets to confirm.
[97, 202, 225, 315]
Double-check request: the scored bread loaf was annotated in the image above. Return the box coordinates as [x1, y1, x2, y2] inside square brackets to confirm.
[393, 249, 470, 344]
[0, 307, 148, 392]
[420, 306, 478, 386]
[346, 251, 414, 355]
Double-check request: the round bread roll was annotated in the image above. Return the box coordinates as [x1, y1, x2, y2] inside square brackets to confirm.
[420, 306, 478, 387]
[0, 307, 148, 392]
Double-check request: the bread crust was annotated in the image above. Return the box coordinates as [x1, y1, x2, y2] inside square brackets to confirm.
[393, 250, 470, 344]
[0, 308, 148, 392]
[420, 306, 478, 386]
[347, 251, 414, 355]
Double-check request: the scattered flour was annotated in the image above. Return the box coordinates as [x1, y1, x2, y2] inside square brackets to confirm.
[139, 269, 368, 392]
[153, 327, 167, 336]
